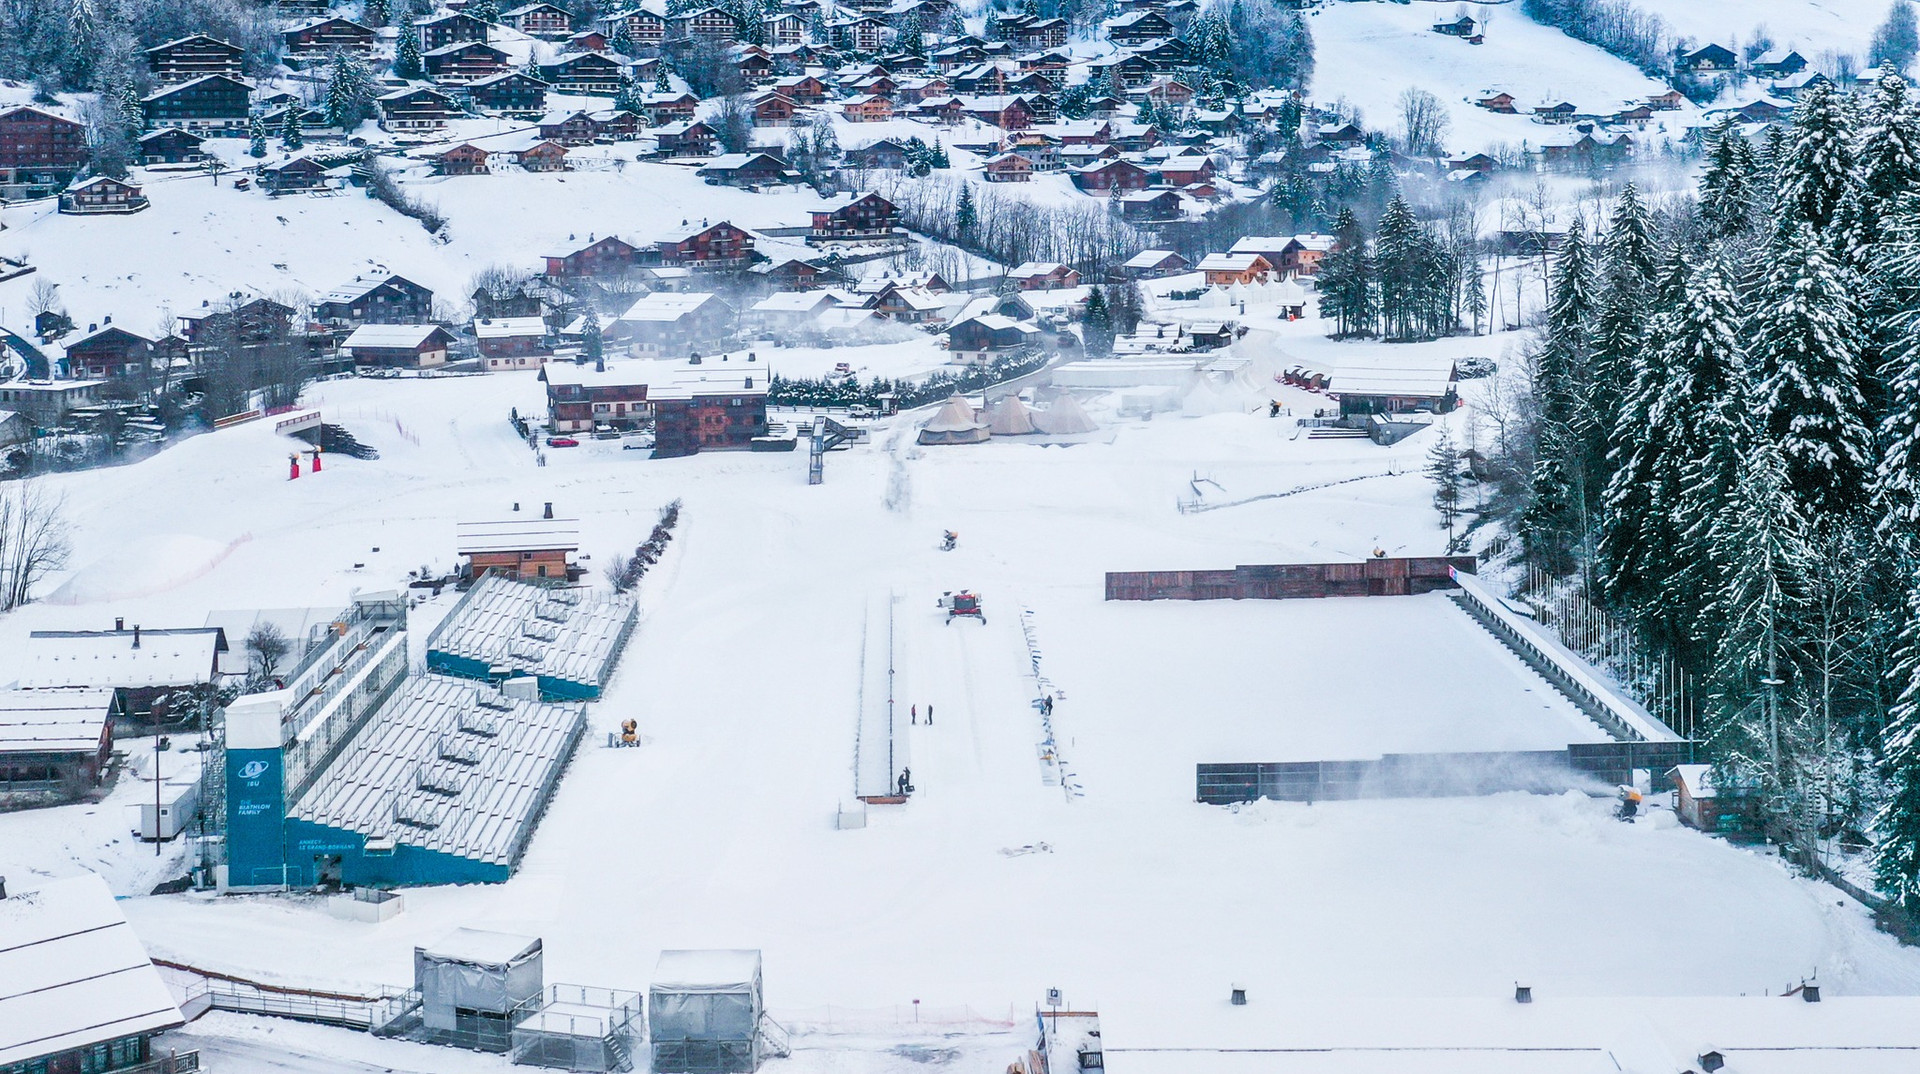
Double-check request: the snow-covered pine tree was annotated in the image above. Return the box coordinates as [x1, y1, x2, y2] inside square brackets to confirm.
[1524, 216, 1598, 570]
[326, 50, 377, 131]
[281, 104, 305, 149]
[1750, 217, 1875, 515]
[1700, 117, 1758, 239]
[1317, 207, 1374, 337]
[655, 63, 673, 93]
[954, 184, 976, 236]
[248, 116, 267, 158]
[1374, 195, 1428, 340]
[365, 0, 390, 27]
[1702, 437, 1813, 788]
[1873, 196, 1920, 545]
[1876, 578, 1920, 913]
[1780, 79, 1856, 233]
[468, 0, 499, 23]
[1597, 249, 1692, 620]
[611, 20, 636, 57]
[1427, 425, 1465, 547]
[581, 315, 603, 367]
[394, 28, 424, 80]
[1082, 287, 1113, 356]
[1590, 185, 1657, 445]
[1846, 66, 1920, 258]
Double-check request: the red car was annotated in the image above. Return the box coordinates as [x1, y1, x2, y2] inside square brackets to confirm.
[546, 436, 580, 447]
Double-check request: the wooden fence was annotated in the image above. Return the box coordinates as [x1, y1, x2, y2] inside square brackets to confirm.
[1105, 557, 1477, 601]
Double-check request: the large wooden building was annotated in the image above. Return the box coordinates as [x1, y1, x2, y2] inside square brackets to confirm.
[0, 106, 89, 199]
[456, 514, 581, 581]
[315, 273, 436, 326]
[141, 74, 250, 134]
[0, 688, 114, 807]
[145, 34, 246, 83]
[651, 375, 769, 458]
[544, 361, 651, 432]
[809, 192, 902, 242]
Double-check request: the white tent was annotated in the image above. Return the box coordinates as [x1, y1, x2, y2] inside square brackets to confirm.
[985, 394, 1039, 435]
[918, 395, 990, 445]
[1035, 394, 1098, 435]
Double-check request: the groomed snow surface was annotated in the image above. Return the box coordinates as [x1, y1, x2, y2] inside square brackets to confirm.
[3, 336, 1920, 1071]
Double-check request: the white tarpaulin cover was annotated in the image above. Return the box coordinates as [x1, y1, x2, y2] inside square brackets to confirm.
[985, 395, 1038, 435]
[1034, 394, 1098, 435]
[651, 950, 763, 1071]
[416, 929, 543, 1031]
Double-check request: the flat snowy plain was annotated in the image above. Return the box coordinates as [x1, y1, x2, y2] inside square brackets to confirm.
[3, 330, 1919, 1044]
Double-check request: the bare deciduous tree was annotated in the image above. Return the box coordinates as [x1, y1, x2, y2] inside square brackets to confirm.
[246, 621, 292, 683]
[1397, 88, 1451, 158]
[0, 479, 70, 610]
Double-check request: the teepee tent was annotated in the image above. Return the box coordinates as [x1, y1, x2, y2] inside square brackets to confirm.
[985, 394, 1039, 435]
[1034, 393, 1097, 435]
[918, 394, 990, 445]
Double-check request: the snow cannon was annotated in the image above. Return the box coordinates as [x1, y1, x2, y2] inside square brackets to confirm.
[289, 453, 301, 480]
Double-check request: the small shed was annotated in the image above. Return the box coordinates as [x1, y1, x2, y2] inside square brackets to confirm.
[917, 395, 989, 445]
[650, 949, 764, 1074]
[1670, 764, 1724, 832]
[415, 929, 545, 1051]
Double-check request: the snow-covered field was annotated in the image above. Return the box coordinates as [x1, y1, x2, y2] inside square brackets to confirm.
[1308, 0, 1695, 156]
[5, 321, 1920, 1039]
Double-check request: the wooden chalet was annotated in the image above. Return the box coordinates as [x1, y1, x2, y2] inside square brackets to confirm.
[417, 11, 491, 51]
[756, 258, 829, 290]
[1009, 262, 1080, 290]
[696, 151, 796, 186]
[653, 120, 718, 157]
[1431, 14, 1478, 37]
[1119, 188, 1182, 222]
[141, 75, 249, 133]
[516, 140, 571, 172]
[502, 1, 574, 39]
[473, 316, 552, 364]
[260, 155, 331, 194]
[765, 12, 806, 45]
[0, 106, 88, 199]
[1196, 252, 1272, 286]
[58, 176, 149, 215]
[1105, 9, 1173, 45]
[809, 192, 901, 241]
[137, 127, 206, 165]
[432, 143, 491, 175]
[752, 92, 798, 126]
[541, 52, 626, 94]
[1071, 157, 1148, 192]
[845, 139, 910, 169]
[1476, 90, 1518, 113]
[456, 515, 580, 579]
[772, 74, 830, 104]
[64, 325, 155, 377]
[641, 91, 700, 124]
[1009, 16, 1067, 49]
[1120, 249, 1190, 278]
[735, 50, 776, 84]
[468, 71, 551, 115]
[657, 221, 755, 269]
[963, 95, 1035, 130]
[983, 151, 1033, 181]
[945, 314, 1039, 363]
[841, 94, 893, 122]
[608, 8, 668, 47]
[282, 17, 375, 60]
[315, 273, 436, 326]
[545, 235, 644, 279]
[378, 87, 462, 132]
[831, 15, 890, 52]
[673, 6, 743, 41]
[342, 323, 455, 369]
[145, 34, 245, 84]
[425, 40, 510, 83]
[651, 377, 768, 457]
[1680, 43, 1737, 72]
[614, 292, 737, 355]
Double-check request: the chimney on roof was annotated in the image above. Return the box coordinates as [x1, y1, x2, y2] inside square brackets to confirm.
[88, 323, 97, 332]
[1514, 985, 1532, 1004]
[103, 314, 111, 324]
[1802, 984, 1821, 1002]
[0, 876, 7, 899]
[115, 617, 124, 631]
[132, 625, 141, 648]
[1229, 986, 1245, 1006]
[513, 502, 520, 511]
[544, 502, 553, 519]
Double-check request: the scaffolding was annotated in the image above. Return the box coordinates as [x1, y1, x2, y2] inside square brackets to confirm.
[510, 985, 644, 1072]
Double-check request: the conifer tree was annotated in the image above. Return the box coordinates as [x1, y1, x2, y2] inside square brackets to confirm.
[1317, 207, 1374, 337]
[1780, 80, 1856, 232]
[1877, 579, 1920, 913]
[282, 105, 305, 150]
[326, 50, 377, 131]
[1591, 185, 1657, 439]
[581, 315, 603, 367]
[656, 63, 673, 93]
[1873, 198, 1920, 543]
[394, 28, 424, 80]
[248, 116, 267, 158]
[365, 0, 390, 26]
[1750, 218, 1875, 515]
[955, 184, 976, 237]
[1374, 195, 1426, 340]
[611, 20, 636, 57]
[468, 0, 499, 22]
[1851, 66, 1920, 255]
[1082, 287, 1113, 356]
[1524, 217, 1598, 571]
[1700, 117, 1757, 239]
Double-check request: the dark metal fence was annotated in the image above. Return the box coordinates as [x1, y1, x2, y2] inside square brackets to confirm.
[1197, 741, 1698, 804]
[1107, 557, 1477, 601]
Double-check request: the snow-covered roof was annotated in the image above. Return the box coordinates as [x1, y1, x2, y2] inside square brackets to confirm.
[0, 873, 184, 1067]
[456, 517, 581, 556]
[342, 324, 450, 350]
[294, 674, 584, 867]
[1328, 352, 1455, 397]
[544, 361, 650, 389]
[654, 949, 762, 991]
[474, 316, 548, 340]
[1125, 249, 1185, 269]
[751, 291, 838, 313]
[923, 395, 986, 433]
[0, 687, 113, 755]
[1197, 253, 1268, 273]
[1671, 763, 1716, 798]
[1034, 393, 1096, 435]
[619, 292, 724, 323]
[17, 628, 224, 689]
[420, 928, 541, 967]
[1010, 261, 1069, 278]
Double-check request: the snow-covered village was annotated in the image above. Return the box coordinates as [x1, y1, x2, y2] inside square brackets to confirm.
[9, 0, 1920, 1069]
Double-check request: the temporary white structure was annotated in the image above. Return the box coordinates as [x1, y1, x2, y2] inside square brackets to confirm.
[414, 929, 544, 1049]
[650, 950, 766, 1073]
[917, 395, 990, 445]
[985, 394, 1039, 435]
[1034, 394, 1098, 434]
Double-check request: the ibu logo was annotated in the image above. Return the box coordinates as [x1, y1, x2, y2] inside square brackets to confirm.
[238, 760, 270, 781]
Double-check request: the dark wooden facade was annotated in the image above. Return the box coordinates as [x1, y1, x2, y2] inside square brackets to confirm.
[0, 106, 89, 197]
[315, 275, 435, 326]
[545, 236, 643, 278]
[146, 34, 245, 83]
[658, 221, 755, 268]
[652, 383, 768, 457]
[468, 71, 551, 115]
[142, 75, 250, 133]
[1105, 557, 1479, 601]
[810, 193, 900, 239]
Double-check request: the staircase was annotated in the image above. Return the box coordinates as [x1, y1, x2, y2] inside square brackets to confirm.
[758, 1014, 793, 1060]
[1307, 425, 1369, 440]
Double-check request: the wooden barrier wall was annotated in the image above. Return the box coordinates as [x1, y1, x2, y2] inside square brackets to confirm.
[1105, 557, 1477, 601]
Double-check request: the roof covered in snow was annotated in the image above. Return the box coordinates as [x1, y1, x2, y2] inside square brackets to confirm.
[618, 292, 726, 323]
[1329, 352, 1458, 398]
[456, 517, 582, 556]
[419, 928, 542, 967]
[0, 687, 113, 754]
[341, 324, 452, 350]
[0, 873, 183, 1066]
[653, 949, 762, 991]
[16, 628, 225, 690]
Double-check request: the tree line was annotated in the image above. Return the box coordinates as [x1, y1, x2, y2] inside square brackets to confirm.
[1504, 69, 1920, 912]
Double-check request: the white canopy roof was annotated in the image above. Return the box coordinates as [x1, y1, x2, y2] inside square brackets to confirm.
[923, 395, 986, 433]
[1034, 393, 1097, 434]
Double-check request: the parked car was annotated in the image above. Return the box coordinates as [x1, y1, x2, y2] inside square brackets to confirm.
[546, 436, 580, 447]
